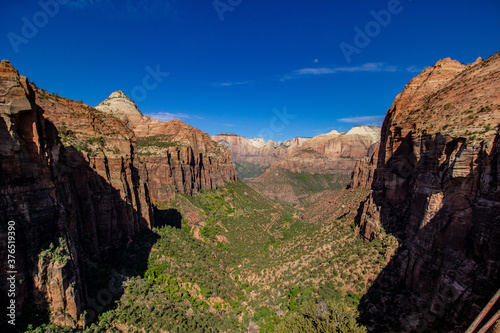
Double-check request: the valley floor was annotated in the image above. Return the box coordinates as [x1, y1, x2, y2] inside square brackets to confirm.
[27, 181, 397, 333]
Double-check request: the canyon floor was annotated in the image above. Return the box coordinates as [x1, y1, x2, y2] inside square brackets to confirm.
[39, 180, 390, 332]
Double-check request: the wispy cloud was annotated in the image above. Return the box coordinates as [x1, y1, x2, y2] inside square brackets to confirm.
[65, 0, 107, 9]
[337, 115, 385, 125]
[281, 62, 401, 81]
[406, 65, 424, 73]
[148, 112, 204, 122]
[212, 80, 254, 87]
[221, 123, 236, 127]
[65, 0, 176, 15]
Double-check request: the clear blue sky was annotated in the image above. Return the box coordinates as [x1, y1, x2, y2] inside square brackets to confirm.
[1, 0, 499, 141]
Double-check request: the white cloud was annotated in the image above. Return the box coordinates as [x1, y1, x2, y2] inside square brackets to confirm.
[148, 112, 204, 122]
[213, 80, 253, 87]
[313, 58, 319, 63]
[406, 65, 424, 73]
[296, 67, 337, 75]
[65, 0, 176, 15]
[282, 63, 399, 81]
[337, 115, 385, 125]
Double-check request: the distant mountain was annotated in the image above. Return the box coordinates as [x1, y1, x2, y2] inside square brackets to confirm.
[211, 133, 310, 181]
[249, 126, 380, 202]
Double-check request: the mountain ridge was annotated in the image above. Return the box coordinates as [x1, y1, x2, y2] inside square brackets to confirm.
[212, 126, 380, 183]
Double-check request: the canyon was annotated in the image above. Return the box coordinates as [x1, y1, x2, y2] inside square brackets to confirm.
[0, 53, 498, 332]
[248, 126, 380, 202]
[211, 133, 310, 182]
[213, 127, 380, 183]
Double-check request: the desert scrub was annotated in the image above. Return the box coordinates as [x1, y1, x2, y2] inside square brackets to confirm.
[137, 135, 181, 148]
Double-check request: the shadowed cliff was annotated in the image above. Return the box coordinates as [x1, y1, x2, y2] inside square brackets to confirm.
[0, 60, 236, 330]
[350, 54, 500, 332]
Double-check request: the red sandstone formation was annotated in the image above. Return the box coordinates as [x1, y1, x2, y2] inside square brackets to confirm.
[351, 54, 500, 332]
[0, 61, 236, 328]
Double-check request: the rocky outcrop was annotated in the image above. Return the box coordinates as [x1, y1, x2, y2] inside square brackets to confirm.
[249, 126, 380, 202]
[268, 126, 380, 174]
[211, 132, 310, 168]
[351, 54, 500, 332]
[0, 63, 236, 329]
[96, 91, 237, 200]
[95, 90, 144, 126]
[348, 144, 379, 190]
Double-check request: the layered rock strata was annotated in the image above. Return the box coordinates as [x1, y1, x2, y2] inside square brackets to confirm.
[96, 92, 237, 201]
[211, 132, 310, 168]
[351, 55, 500, 332]
[0, 61, 236, 328]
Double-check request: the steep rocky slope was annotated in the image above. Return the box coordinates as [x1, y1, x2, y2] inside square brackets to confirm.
[0, 60, 152, 328]
[96, 91, 236, 200]
[269, 126, 380, 173]
[0, 62, 236, 328]
[350, 54, 500, 332]
[211, 133, 310, 181]
[250, 126, 380, 202]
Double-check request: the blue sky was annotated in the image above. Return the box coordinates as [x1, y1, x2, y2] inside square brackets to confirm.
[1, 0, 499, 141]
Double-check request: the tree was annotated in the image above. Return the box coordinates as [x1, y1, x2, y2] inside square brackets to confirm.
[275, 300, 366, 333]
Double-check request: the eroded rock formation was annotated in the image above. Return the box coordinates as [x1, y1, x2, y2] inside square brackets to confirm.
[0, 61, 236, 328]
[96, 91, 237, 201]
[351, 54, 500, 332]
[211, 132, 310, 170]
[269, 126, 380, 174]
[250, 126, 380, 202]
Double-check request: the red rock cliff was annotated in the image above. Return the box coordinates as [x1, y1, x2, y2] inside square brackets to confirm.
[351, 54, 500, 332]
[0, 62, 236, 328]
[95, 91, 237, 202]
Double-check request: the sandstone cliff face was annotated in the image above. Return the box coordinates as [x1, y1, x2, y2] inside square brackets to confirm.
[348, 144, 379, 190]
[0, 64, 236, 328]
[269, 126, 380, 174]
[249, 126, 380, 202]
[211, 132, 310, 169]
[96, 91, 237, 200]
[351, 54, 500, 332]
[0, 60, 153, 328]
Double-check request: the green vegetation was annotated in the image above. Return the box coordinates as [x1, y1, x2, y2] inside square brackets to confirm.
[250, 168, 351, 203]
[91, 226, 242, 332]
[275, 300, 366, 333]
[27, 181, 397, 332]
[38, 238, 70, 266]
[136, 135, 181, 149]
[234, 161, 267, 181]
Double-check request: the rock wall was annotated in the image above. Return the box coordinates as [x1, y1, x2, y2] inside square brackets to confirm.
[265, 126, 380, 174]
[348, 144, 379, 190]
[0, 61, 236, 328]
[0, 60, 152, 328]
[351, 55, 500, 332]
[95, 91, 237, 201]
[249, 126, 380, 202]
[211, 133, 309, 168]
